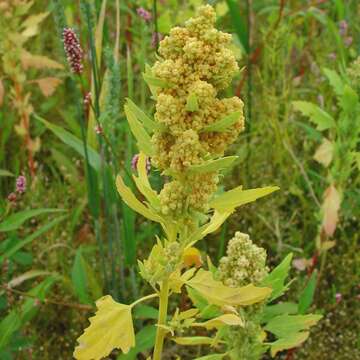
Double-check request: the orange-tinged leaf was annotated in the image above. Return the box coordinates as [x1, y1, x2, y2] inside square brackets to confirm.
[32, 77, 62, 97]
[313, 138, 333, 167]
[321, 185, 341, 237]
[183, 247, 202, 267]
[21, 51, 64, 70]
[74, 295, 135, 359]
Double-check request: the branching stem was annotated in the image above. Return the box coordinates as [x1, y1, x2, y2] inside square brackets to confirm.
[153, 278, 170, 360]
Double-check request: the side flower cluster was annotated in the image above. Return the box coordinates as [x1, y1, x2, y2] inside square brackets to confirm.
[150, 5, 244, 219]
[218, 232, 269, 287]
[218, 232, 269, 360]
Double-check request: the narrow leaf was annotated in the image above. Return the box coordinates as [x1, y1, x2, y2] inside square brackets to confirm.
[298, 271, 317, 314]
[0, 208, 65, 232]
[124, 105, 154, 156]
[188, 156, 238, 174]
[202, 111, 242, 132]
[209, 186, 279, 212]
[116, 174, 162, 223]
[186, 93, 199, 112]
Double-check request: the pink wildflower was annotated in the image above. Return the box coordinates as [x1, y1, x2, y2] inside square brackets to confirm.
[63, 28, 84, 74]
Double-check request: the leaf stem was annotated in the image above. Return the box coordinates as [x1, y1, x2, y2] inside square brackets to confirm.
[130, 293, 158, 308]
[153, 278, 169, 360]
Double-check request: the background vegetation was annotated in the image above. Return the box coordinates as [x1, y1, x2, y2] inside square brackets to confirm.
[0, 0, 359, 359]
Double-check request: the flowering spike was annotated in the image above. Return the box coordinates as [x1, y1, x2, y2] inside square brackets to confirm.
[62, 28, 84, 74]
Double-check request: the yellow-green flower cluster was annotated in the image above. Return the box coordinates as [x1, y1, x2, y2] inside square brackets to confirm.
[219, 232, 269, 360]
[139, 240, 181, 286]
[150, 5, 245, 218]
[218, 232, 268, 287]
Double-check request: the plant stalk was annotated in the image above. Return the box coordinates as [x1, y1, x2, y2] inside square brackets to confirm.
[153, 278, 170, 360]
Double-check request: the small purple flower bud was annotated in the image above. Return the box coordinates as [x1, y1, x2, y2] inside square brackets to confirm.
[328, 53, 337, 61]
[94, 125, 103, 134]
[338, 20, 348, 37]
[137, 7, 152, 22]
[335, 293, 342, 303]
[84, 92, 91, 106]
[152, 32, 164, 47]
[131, 154, 151, 174]
[7, 192, 17, 202]
[16, 175, 26, 194]
[62, 28, 84, 74]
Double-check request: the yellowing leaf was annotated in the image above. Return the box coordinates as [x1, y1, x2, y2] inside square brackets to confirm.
[124, 105, 154, 156]
[22, 12, 49, 29]
[32, 77, 62, 97]
[321, 185, 341, 237]
[192, 314, 243, 329]
[21, 51, 64, 70]
[116, 174, 162, 223]
[21, 25, 41, 38]
[187, 269, 271, 307]
[313, 138, 333, 167]
[74, 295, 135, 359]
[183, 247, 202, 267]
[209, 186, 279, 212]
[188, 210, 232, 247]
[269, 331, 310, 357]
[132, 152, 159, 208]
[319, 240, 336, 251]
[169, 268, 197, 293]
[177, 308, 199, 320]
[27, 137, 41, 153]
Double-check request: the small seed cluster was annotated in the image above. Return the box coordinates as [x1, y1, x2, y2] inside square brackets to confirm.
[150, 5, 245, 218]
[218, 232, 269, 287]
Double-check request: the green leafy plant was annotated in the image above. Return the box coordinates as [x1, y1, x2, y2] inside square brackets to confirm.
[0, 195, 66, 358]
[293, 62, 360, 273]
[72, 6, 321, 360]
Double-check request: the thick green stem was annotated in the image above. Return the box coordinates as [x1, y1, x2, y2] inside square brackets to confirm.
[153, 279, 170, 360]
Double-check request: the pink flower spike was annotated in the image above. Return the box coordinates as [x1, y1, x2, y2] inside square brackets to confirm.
[62, 28, 84, 74]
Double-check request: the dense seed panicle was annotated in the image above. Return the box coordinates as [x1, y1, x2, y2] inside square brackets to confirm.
[150, 5, 245, 218]
[62, 28, 83, 74]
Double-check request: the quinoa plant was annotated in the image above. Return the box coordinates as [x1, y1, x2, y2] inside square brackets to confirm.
[73, 6, 320, 359]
